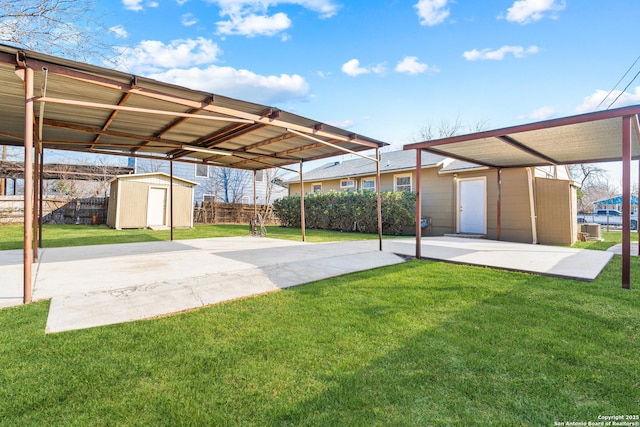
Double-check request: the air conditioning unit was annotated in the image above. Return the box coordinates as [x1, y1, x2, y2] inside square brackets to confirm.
[580, 223, 602, 241]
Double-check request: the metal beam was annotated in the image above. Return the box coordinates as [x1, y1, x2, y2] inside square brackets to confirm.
[415, 149, 422, 259]
[22, 65, 34, 304]
[622, 115, 631, 289]
[497, 135, 558, 165]
[286, 129, 378, 162]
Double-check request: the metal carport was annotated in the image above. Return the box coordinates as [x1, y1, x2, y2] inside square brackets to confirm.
[404, 106, 640, 288]
[0, 44, 387, 304]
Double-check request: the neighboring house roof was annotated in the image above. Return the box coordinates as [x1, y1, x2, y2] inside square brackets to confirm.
[288, 150, 448, 183]
[110, 172, 198, 186]
[593, 196, 639, 205]
[439, 160, 487, 174]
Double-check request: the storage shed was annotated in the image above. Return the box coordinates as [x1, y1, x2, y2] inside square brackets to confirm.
[107, 173, 197, 229]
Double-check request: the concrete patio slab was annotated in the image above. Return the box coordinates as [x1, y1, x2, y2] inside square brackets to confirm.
[385, 237, 614, 281]
[0, 236, 615, 333]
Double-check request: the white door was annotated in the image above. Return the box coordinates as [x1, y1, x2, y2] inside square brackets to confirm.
[458, 178, 486, 234]
[147, 187, 167, 226]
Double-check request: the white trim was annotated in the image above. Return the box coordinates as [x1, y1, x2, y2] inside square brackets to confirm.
[393, 173, 412, 192]
[195, 163, 209, 178]
[456, 176, 487, 234]
[340, 178, 355, 189]
[311, 182, 322, 193]
[361, 177, 376, 191]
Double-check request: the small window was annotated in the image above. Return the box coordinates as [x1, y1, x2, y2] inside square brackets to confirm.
[340, 179, 355, 189]
[362, 178, 376, 191]
[394, 174, 412, 192]
[311, 183, 322, 193]
[255, 170, 265, 182]
[195, 164, 208, 178]
[241, 196, 251, 204]
[203, 194, 216, 203]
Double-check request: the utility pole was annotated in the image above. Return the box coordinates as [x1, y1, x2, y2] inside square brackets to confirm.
[0, 145, 6, 195]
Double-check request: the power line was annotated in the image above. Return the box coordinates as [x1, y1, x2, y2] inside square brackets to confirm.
[607, 68, 640, 110]
[597, 54, 640, 110]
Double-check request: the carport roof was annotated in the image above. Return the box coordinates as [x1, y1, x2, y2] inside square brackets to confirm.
[0, 43, 387, 171]
[404, 106, 640, 168]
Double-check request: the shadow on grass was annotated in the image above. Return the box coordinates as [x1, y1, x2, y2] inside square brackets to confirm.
[270, 263, 640, 426]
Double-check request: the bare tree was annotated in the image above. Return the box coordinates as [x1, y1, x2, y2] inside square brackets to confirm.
[0, 0, 115, 61]
[415, 116, 489, 142]
[216, 167, 251, 203]
[569, 164, 611, 212]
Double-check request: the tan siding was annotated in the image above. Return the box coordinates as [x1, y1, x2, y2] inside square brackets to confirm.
[493, 168, 532, 243]
[421, 168, 456, 235]
[171, 185, 194, 228]
[535, 177, 577, 245]
[106, 181, 118, 228]
[118, 181, 148, 228]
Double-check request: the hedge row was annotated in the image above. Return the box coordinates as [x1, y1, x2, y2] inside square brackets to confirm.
[273, 190, 416, 235]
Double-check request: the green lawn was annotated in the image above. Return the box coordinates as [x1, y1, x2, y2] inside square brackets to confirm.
[1, 258, 638, 425]
[0, 224, 380, 251]
[1, 224, 639, 425]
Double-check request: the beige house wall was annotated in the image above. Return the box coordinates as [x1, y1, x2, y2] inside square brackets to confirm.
[535, 177, 578, 246]
[289, 165, 574, 245]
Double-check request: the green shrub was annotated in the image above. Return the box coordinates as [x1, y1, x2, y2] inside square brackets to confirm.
[273, 190, 416, 235]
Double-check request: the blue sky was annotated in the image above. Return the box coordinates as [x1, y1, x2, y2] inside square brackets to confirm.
[41, 1, 640, 179]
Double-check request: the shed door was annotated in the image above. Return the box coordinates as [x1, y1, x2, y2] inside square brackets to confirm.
[147, 187, 167, 226]
[458, 178, 486, 234]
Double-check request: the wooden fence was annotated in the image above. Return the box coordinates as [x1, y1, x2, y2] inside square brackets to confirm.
[194, 201, 280, 225]
[0, 196, 108, 225]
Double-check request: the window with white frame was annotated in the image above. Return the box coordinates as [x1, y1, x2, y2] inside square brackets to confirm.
[311, 183, 322, 193]
[203, 194, 216, 203]
[195, 164, 208, 178]
[394, 174, 412, 192]
[361, 178, 376, 191]
[340, 179, 355, 189]
[255, 170, 265, 182]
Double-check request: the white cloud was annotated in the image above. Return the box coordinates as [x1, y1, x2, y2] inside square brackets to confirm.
[122, 0, 159, 11]
[504, 0, 566, 24]
[341, 59, 369, 77]
[112, 38, 223, 74]
[518, 106, 557, 120]
[463, 45, 539, 61]
[576, 87, 640, 113]
[395, 56, 438, 75]
[211, 0, 339, 37]
[176, 0, 189, 4]
[110, 37, 310, 105]
[150, 66, 310, 104]
[122, 0, 143, 11]
[182, 13, 198, 26]
[326, 119, 355, 129]
[341, 59, 385, 77]
[414, 0, 450, 26]
[217, 12, 292, 37]
[109, 25, 129, 39]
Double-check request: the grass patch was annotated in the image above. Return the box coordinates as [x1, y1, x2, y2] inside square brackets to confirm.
[0, 224, 380, 250]
[572, 231, 639, 251]
[1, 259, 638, 425]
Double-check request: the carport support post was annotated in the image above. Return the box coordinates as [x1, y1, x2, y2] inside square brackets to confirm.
[32, 138, 40, 263]
[253, 170, 257, 220]
[38, 148, 44, 248]
[169, 158, 174, 241]
[622, 115, 631, 289]
[497, 168, 502, 241]
[22, 65, 34, 304]
[299, 161, 306, 242]
[376, 147, 382, 251]
[415, 149, 422, 259]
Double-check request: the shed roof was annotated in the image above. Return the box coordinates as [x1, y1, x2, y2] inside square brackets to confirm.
[110, 172, 198, 186]
[0, 44, 387, 172]
[289, 150, 446, 183]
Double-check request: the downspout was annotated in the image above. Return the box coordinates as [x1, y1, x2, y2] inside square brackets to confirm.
[526, 167, 538, 244]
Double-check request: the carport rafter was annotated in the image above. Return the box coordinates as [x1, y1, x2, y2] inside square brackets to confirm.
[496, 135, 558, 165]
[406, 106, 640, 290]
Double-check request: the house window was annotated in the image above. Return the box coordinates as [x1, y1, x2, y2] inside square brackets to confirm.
[311, 183, 322, 193]
[361, 178, 376, 191]
[255, 170, 265, 182]
[394, 174, 412, 192]
[241, 196, 251, 204]
[195, 164, 208, 178]
[340, 179, 355, 189]
[203, 194, 216, 203]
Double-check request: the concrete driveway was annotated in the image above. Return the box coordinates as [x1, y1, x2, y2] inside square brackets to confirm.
[0, 236, 613, 333]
